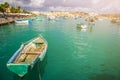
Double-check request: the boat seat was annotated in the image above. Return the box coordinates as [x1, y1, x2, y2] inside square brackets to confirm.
[33, 41, 44, 43]
[26, 52, 40, 55]
[17, 53, 27, 63]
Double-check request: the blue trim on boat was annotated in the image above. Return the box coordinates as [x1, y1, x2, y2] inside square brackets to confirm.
[7, 45, 24, 63]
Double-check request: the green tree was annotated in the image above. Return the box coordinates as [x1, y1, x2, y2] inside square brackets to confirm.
[10, 6, 21, 13]
[1, 2, 30, 14]
[16, 6, 21, 13]
[10, 6, 16, 13]
[0, 4, 4, 12]
[0, 4, 6, 18]
[4, 2, 9, 8]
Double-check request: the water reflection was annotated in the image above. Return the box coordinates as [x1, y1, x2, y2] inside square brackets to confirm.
[81, 28, 87, 32]
[76, 25, 93, 33]
[76, 20, 95, 33]
[90, 73, 119, 80]
[88, 26, 93, 33]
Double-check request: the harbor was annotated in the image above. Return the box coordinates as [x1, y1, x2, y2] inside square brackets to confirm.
[1, 12, 120, 26]
[0, 16, 120, 80]
[0, 1, 120, 80]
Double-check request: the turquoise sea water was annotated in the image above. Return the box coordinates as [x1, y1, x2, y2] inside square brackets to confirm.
[0, 17, 120, 80]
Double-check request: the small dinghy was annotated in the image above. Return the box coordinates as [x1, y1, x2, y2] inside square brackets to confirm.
[7, 35, 48, 77]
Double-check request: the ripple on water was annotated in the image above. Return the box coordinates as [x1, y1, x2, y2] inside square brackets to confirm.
[90, 73, 119, 80]
[1, 18, 120, 80]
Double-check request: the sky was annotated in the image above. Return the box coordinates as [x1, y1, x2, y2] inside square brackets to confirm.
[0, 0, 120, 13]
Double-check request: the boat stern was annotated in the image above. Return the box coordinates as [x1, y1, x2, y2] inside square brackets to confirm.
[7, 63, 30, 77]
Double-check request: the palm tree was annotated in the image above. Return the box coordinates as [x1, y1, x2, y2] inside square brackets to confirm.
[0, 5, 4, 12]
[10, 6, 15, 13]
[17, 6, 21, 13]
[0, 2, 10, 18]
[4, 2, 10, 13]
[0, 4, 6, 18]
[10, 6, 21, 13]
[4, 2, 9, 8]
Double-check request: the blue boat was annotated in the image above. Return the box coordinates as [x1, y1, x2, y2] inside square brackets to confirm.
[7, 35, 48, 77]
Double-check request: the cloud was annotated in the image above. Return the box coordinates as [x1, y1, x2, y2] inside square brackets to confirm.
[0, 0, 120, 13]
[48, 3, 120, 14]
[29, 0, 45, 8]
[99, 1, 120, 13]
[0, 0, 45, 8]
[43, 0, 64, 7]
[49, 6, 95, 12]
[91, 0, 101, 5]
[63, 0, 66, 2]
[62, 0, 92, 7]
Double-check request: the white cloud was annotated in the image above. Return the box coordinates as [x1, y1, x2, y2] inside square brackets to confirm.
[49, 6, 95, 12]
[49, 5, 120, 13]
[29, 0, 45, 8]
[99, 2, 120, 13]
[0, 0, 45, 8]
[63, 0, 66, 2]
[0, 0, 120, 13]
[92, 0, 101, 4]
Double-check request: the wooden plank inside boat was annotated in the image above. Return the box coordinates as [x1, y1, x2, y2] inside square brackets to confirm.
[15, 41, 45, 63]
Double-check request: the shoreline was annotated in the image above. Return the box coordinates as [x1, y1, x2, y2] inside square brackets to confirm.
[0, 13, 33, 26]
[0, 12, 120, 26]
[0, 18, 14, 25]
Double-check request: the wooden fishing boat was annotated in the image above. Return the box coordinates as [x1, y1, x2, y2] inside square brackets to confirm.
[7, 35, 48, 77]
[15, 19, 29, 24]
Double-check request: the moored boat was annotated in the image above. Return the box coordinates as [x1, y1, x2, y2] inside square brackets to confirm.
[77, 23, 88, 29]
[15, 19, 29, 24]
[6, 35, 48, 77]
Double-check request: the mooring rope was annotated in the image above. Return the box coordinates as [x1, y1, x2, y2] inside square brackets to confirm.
[38, 60, 42, 80]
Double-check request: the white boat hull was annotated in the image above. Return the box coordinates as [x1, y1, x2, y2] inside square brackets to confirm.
[15, 20, 29, 24]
